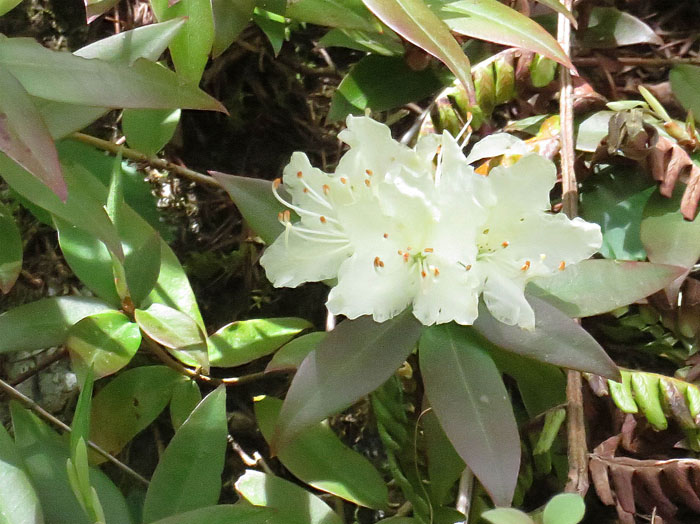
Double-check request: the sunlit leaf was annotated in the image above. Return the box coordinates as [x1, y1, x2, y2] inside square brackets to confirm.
[146, 505, 276, 524]
[527, 260, 685, 318]
[318, 27, 404, 56]
[419, 324, 520, 506]
[473, 296, 619, 379]
[265, 331, 327, 373]
[542, 493, 585, 524]
[0, 423, 44, 524]
[211, 0, 255, 57]
[481, 507, 533, 524]
[671, 65, 700, 123]
[236, 469, 343, 524]
[287, 0, 380, 31]
[579, 7, 662, 49]
[122, 109, 181, 157]
[273, 312, 422, 450]
[143, 387, 228, 523]
[0, 202, 22, 294]
[0, 0, 23, 17]
[123, 231, 162, 307]
[208, 317, 312, 368]
[255, 396, 388, 509]
[84, 0, 119, 23]
[169, 379, 201, 430]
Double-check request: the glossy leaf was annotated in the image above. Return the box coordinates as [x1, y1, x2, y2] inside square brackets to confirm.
[0, 0, 22, 16]
[427, 0, 573, 69]
[362, 0, 475, 98]
[287, 0, 380, 31]
[0, 423, 44, 524]
[123, 231, 162, 307]
[0, 64, 65, 200]
[84, 0, 119, 23]
[11, 403, 133, 524]
[150, 0, 215, 84]
[473, 296, 619, 380]
[542, 493, 585, 524]
[236, 469, 343, 524]
[0, 37, 225, 111]
[143, 387, 228, 523]
[122, 109, 181, 157]
[641, 187, 700, 269]
[419, 324, 520, 506]
[211, 0, 256, 57]
[527, 260, 685, 318]
[671, 65, 700, 122]
[0, 296, 113, 354]
[265, 331, 327, 372]
[90, 366, 183, 457]
[70, 368, 95, 453]
[328, 55, 444, 121]
[579, 7, 662, 49]
[272, 311, 422, 449]
[481, 508, 533, 524]
[170, 379, 202, 430]
[255, 396, 389, 509]
[208, 317, 312, 368]
[318, 27, 404, 56]
[135, 303, 209, 371]
[147, 505, 276, 524]
[0, 202, 22, 294]
[211, 172, 285, 244]
[66, 311, 141, 381]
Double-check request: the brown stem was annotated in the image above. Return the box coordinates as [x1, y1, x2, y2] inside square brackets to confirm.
[574, 56, 700, 67]
[0, 377, 149, 486]
[558, 0, 590, 497]
[71, 132, 221, 189]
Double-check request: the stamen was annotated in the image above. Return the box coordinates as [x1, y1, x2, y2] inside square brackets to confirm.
[521, 260, 531, 271]
[398, 250, 403, 256]
[483, 229, 489, 234]
[433, 267, 440, 277]
[501, 241, 509, 248]
[277, 211, 284, 222]
[322, 184, 330, 195]
[403, 253, 409, 263]
[406, 247, 412, 251]
[421, 270, 427, 278]
[296, 171, 303, 178]
[272, 182, 339, 224]
[320, 216, 327, 224]
[340, 177, 347, 184]
[273, 178, 281, 189]
[558, 261, 566, 271]
[303, 188, 308, 193]
[374, 256, 381, 268]
[465, 264, 472, 271]
[283, 210, 290, 222]
[364, 179, 371, 187]
[424, 248, 434, 253]
[383, 233, 389, 239]
[365, 169, 373, 176]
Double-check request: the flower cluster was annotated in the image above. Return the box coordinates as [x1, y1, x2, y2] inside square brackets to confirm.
[260, 116, 601, 329]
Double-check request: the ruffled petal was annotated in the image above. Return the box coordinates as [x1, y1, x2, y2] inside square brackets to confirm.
[412, 260, 480, 325]
[482, 271, 535, 329]
[260, 228, 352, 288]
[486, 154, 557, 213]
[327, 252, 417, 322]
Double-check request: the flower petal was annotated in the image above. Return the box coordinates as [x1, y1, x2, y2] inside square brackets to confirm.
[482, 271, 535, 329]
[486, 154, 556, 212]
[327, 253, 416, 322]
[465, 133, 528, 164]
[412, 261, 480, 325]
[260, 228, 352, 288]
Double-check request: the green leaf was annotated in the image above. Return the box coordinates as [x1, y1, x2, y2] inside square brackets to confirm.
[473, 296, 619, 380]
[362, 0, 475, 99]
[575, 110, 613, 153]
[236, 469, 343, 524]
[527, 260, 685, 318]
[0, 0, 23, 16]
[255, 396, 389, 509]
[671, 65, 700, 123]
[124, 231, 162, 307]
[66, 311, 141, 381]
[0, 64, 66, 200]
[528, 0, 576, 26]
[211, 172, 285, 244]
[122, 108, 181, 157]
[150, 0, 215, 84]
[629, 372, 667, 430]
[208, 317, 312, 368]
[0, 423, 44, 524]
[11, 403, 133, 524]
[265, 331, 327, 372]
[211, 0, 256, 57]
[70, 368, 95, 454]
[579, 7, 662, 49]
[135, 303, 209, 371]
[427, 0, 573, 69]
[529, 54, 557, 88]
[90, 366, 183, 458]
[0, 37, 225, 111]
[272, 311, 422, 450]
[641, 186, 700, 269]
[0, 202, 22, 294]
[579, 165, 655, 260]
[253, 8, 287, 55]
[422, 409, 464, 506]
[481, 507, 534, 524]
[0, 296, 113, 354]
[542, 493, 585, 524]
[170, 379, 202, 430]
[84, 0, 120, 23]
[143, 386, 228, 523]
[318, 27, 404, 56]
[286, 0, 380, 31]
[328, 55, 444, 121]
[147, 505, 276, 524]
[419, 324, 520, 507]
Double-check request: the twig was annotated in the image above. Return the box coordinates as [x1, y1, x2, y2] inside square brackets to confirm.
[558, 0, 590, 497]
[9, 347, 68, 386]
[0, 377, 150, 486]
[71, 132, 221, 189]
[574, 56, 700, 67]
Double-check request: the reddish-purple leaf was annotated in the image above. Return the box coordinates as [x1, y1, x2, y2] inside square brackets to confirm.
[420, 324, 520, 506]
[362, 0, 475, 102]
[474, 296, 619, 380]
[0, 65, 66, 200]
[272, 311, 422, 451]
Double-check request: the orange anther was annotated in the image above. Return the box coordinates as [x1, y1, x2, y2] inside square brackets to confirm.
[365, 169, 373, 176]
[273, 178, 281, 188]
[303, 188, 308, 193]
[383, 233, 389, 239]
[403, 253, 409, 263]
[424, 248, 434, 253]
[364, 179, 371, 187]
[520, 260, 531, 271]
[558, 261, 566, 271]
[433, 267, 440, 276]
[340, 177, 347, 184]
[320, 216, 327, 224]
[322, 184, 330, 195]
[465, 264, 472, 271]
[501, 241, 509, 248]
[421, 270, 427, 278]
[283, 210, 290, 222]
[296, 171, 303, 178]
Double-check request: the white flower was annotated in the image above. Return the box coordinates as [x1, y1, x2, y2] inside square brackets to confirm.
[260, 116, 602, 329]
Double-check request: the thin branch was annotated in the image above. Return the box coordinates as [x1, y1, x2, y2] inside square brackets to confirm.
[71, 132, 221, 189]
[574, 56, 700, 67]
[0, 377, 150, 486]
[9, 347, 68, 386]
[558, 0, 590, 497]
